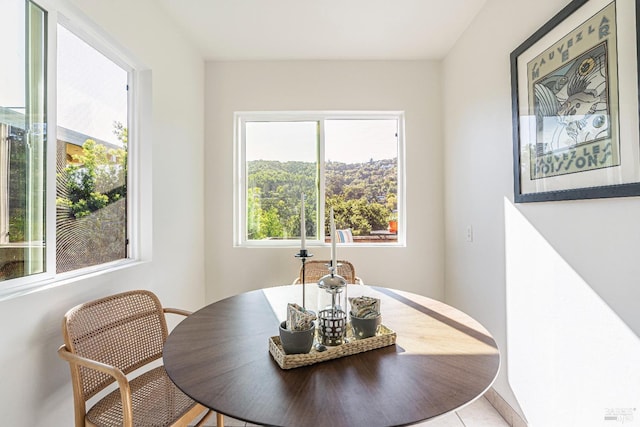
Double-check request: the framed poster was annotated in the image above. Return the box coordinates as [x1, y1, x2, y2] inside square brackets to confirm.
[511, 0, 640, 202]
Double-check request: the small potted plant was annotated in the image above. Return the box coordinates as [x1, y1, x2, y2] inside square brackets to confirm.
[388, 211, 398, 234]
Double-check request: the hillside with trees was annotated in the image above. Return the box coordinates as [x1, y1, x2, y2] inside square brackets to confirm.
[247, 158, 397, 239]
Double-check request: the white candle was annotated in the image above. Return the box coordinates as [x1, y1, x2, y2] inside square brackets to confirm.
[330, 207, 337, 270]
[300, 194, 306, 251]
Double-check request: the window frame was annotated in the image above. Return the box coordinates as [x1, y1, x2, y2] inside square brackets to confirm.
[0, 0, 145, 300]
[234, 111, 406, 248]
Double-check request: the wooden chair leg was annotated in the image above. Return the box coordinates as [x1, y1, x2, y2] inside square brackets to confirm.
[216, 412, 224, 427]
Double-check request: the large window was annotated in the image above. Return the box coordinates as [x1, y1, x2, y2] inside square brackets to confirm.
[235, 112, 404, 246]
[0, 0, 133, 289]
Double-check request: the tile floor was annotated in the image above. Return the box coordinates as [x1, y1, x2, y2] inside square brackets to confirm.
[198, 396, 510, 426]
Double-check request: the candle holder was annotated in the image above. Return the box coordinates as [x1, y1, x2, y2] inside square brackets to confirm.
[295, 249, 313, 309]
[317, 264, 347, 346]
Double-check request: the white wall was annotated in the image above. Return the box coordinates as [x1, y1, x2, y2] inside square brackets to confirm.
[0, 0, 206, 424]
[204, 61, 444, 303]
[444, 0, 640, 425]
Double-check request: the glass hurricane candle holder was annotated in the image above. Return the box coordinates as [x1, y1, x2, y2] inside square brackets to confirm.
[317, 266, 347, 346]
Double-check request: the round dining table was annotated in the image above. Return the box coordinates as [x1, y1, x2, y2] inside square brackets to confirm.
[163, 284, 500, 427]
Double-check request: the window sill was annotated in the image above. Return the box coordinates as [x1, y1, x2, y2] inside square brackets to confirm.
[0, 258, 145, 303]
[236, 240, 405, 248]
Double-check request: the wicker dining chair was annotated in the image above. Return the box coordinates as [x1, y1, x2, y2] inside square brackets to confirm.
[292, 260, 364, 285]
[58, 289, 224, 427]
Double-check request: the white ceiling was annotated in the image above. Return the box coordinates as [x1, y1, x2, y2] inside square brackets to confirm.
[157, 0, 486, 61]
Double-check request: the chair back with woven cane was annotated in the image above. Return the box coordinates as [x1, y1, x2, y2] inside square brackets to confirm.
[58, 290, 222, 427]
[293, 260, 363, 285]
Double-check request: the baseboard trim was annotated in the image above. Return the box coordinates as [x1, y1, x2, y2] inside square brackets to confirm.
[484, 387, 528, 427]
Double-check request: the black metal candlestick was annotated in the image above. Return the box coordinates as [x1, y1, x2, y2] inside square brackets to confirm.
[295, 249, 313, 309]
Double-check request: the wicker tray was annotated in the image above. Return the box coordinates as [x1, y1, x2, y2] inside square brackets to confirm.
[269, 324, 396, 369]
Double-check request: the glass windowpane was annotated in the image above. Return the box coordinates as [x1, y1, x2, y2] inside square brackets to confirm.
[55, 24, 128, 273]
[0, 0, 46, 281]
[245, 121, 319, 241]
[325, 119, 398, 242]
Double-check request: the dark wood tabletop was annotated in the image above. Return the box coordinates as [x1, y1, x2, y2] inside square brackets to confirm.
[163, 285, 500, 427]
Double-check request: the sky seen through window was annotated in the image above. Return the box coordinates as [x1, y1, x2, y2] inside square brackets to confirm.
[246, 119, 398, 164]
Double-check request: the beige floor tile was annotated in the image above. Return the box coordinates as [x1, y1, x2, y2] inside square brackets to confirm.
[192, 414, 246, 427]
[224, 418, 247, 427]
[457, 397, 510, 427]
[413, 412, 465, 426]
